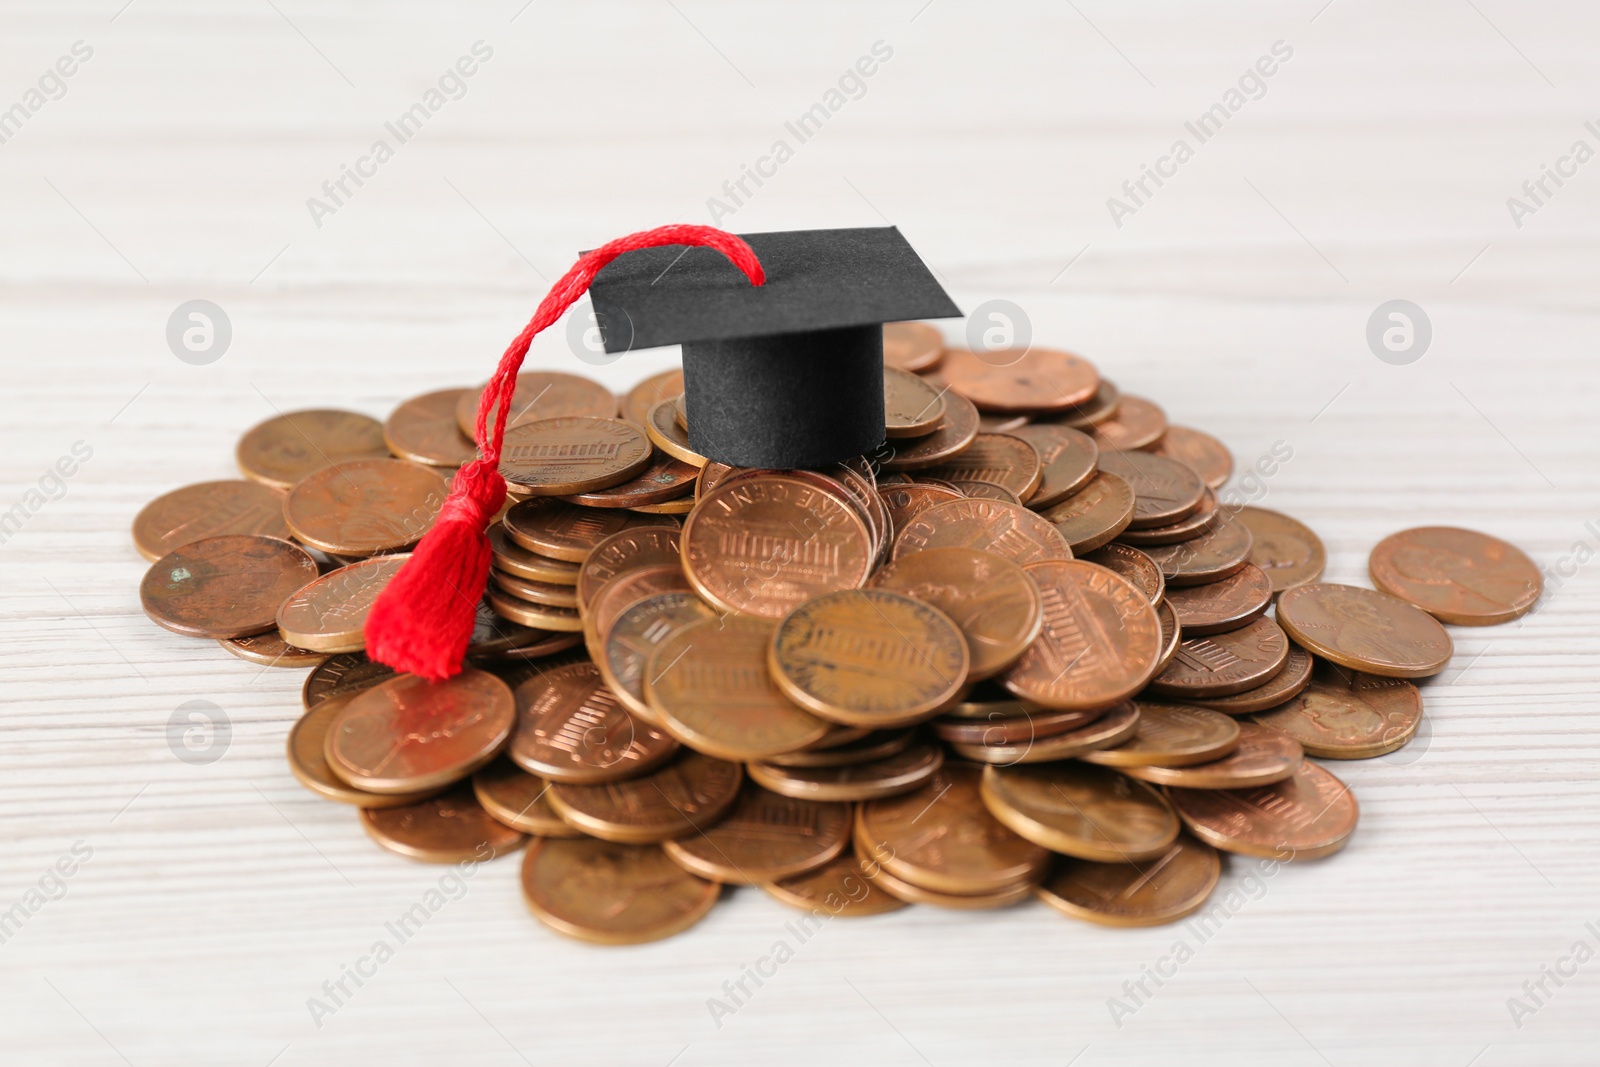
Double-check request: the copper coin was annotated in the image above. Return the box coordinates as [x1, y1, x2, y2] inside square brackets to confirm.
[1088, 395, 1167, 452]
[883, 321, 945, 373]
[507, 660, 677, 783]
[937, 347, 1100, 414]
[1051, 378, 1122, 429]
[1041, 471, 1136, 554]
[1001, 560, 1163, 712]
[455, 370, 616, 437]
[714, 467, 882, 567]
[220, 630, 326, 668]
[583, 563, 694, 660]
[236, 409, 388, 491]
[878, 482, 963, 540]
[695, 460, 737, 500]
[1080, 702, 1241, 768]
[856, 762, 1050, 893]
[577, 526, 682, 611]
[1139, 516, 1255, 587]
[1167, 757, 1357, 859]
[672, 392, 689, 430]
[683, 475, 873, 619]
[629, 496, 694, 516]
[141, 534, 317, 639]
[883, 366, 947, 438]
[1147, 616, 1291, 699]
[486, 525, 580, 585]
[878, 389, 982, 472]
[764, 851, 908, 916]
[326, 669, 515, 793]
[499, 416, 652, 496]
[892, 497, 1072, 567]
[520, 837, 719, 944]
[1096, 450, 1205, 530]
[979, 762, 1179, 862]
[861, 861, 1036, 910]
[287, 691, 443, 808]
[1185, 643, 1314, 715]
[1233, 506, 1326, 594]
[472, 757, 582, 836]
[662, 784, 851, 884]
[283, 459, 449, 556]
[644, 397, 708, 467]
[598, 592, 716, 721]
[1123, 720, 1302, 789]
[1117, 488, 1221, 546]
[1035, 834, 1220, 927]
[1369, 526, 1540, 626]
[546, 749, 742, 843]
[764, 727, 917, 768]
[947, 700, 1141, 764]
[622, 368, 685, 427]
[978, 413, 1030, 433]
[747, 741, 944, 802]
[503, 497, 675, 562]
[1277, 582, 1453, 679]
[1151, 425, 1233, 490]
[871, 547, 1043, 681]
[132, 480, 291, 562]
[922, 433, 1043, 500]
[361, 783, 527, 863]
[768, 590, 969, 728]
[1163, 562, 1272, 635]
[491, 570, 579, 609]
[276, 553, 409, 653]
[943, 679, 1055, 720]
[487, 589, 582, 632]
[932, 707, 1101, 745]
[301, 651, 395, 710]
[949, 480, 1022, 505]
[383, 388, 478, 468]
[1155, 600, 1181, 672]
[1252, 658, 1424, 758]
[1081, 543, 1165, 606]
[1003, 424, 1098, 509]
[560, 452, 697, 508]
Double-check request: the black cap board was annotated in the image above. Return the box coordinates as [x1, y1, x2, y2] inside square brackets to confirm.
[586, 226, 961, 469]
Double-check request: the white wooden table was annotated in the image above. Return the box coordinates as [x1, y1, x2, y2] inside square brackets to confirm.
[3, 2, 1598, 1063]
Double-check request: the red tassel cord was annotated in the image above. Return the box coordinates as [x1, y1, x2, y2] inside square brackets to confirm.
[364, 224, 766, 682]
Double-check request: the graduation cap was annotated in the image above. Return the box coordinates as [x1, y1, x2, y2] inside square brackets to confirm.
[586, 226, 961, 469]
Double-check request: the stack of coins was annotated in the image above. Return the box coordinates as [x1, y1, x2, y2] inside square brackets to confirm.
[133, 325, 1543, 943]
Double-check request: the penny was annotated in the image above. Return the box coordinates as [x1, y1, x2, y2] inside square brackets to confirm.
[325, 668, 515, 793]
[978, 413, 1030, 433]
[949, 480, 1022, 505]
[504, 497, 676, 562]
[883, 321, 945, 373]
[871, 547, 1043, 681]
[287, 691, 442, 808]
[1252, 658, 1424, 759]
[645, 398, 708, 467]
[1080, 702, 1241, 768]
[932, 706, 1101, 745]
[1155, 600, 1181, 672]
[1051, 378, 1122, 429]
[883, 366, 947, 438]
[712, 467, 882, 567]
[943, 683, 1054, 723]
[1096, 450, 1205, 530]
[220, 630, 326, 668]
[301, 651, 396, 710]
[937, 347, 1100, 413]
[472, 757, 582, 837]
[663, 784, 852, 884]
[546, 749, 742, 843]
[520, 837, 719, 944]
[694, 461, 738, 500]
[747, 741, 944, 802]
[1163, 562, 1273, 636]
[1081, 543, 1165, 606]
[980, 762, 1179, 862]
[892, 497, 1072, 567]
[683, 475, 873, 619]
[132, 480, 291, 562]
[583, 563, 693, 659]
[383, 388, 478, 468]
[1089, 395, 1167, 452]
[646, 615, 831, 759]
[878, 389, 982, 472]
[1116, 488, 1220, 546]
[491, 570, 579, 609]
[1151, 425, 1233, 490]
[362, 784, 527, 863]
[1123, 721, 1302, 789]
[948, 700, 1141, 764]
[1003, 424, 1098, 509]
[857, 763, 1050, 893]
[1276, 582, 1453, 679]
[1139, 516, 1255, 587]
[862, 862, 1036, 909]
[276, 553, 409, 653]
[629, 496, 694, 516]
[236, 409, 389, 491]
[622, 368, 685, 427]
[673, 392, 689, 430]
[598, 592, 717, 721]
[769, 590, 970, 727]
[1185, 643, 1314, 714]
[878, 482, 963, 540]
[499, 416, 653, 496]
[488, 525, 582, 585]
[763, 728, 917, 768]
[507, 660, 676, 783]
[1001, 560, 1162, 712]
[1147, 616, 1291, 699]
[141, 534, 318, 639]
[922, 433, 1043, 501]
[577, 526, 683, 611]
[487, 589, 583, 632]
[1233, 506, 1326, 594]
[764, 851, 908, 916]
[455, 370, 617, 437]
[1034, 834, 1221, 928]
[1167, 757, 1357, 859]
[1369, 526, 1541, 626]
[560, 452, 698, 508]
[1042, 471, 1136, 554]
[283, 458, 449, 556]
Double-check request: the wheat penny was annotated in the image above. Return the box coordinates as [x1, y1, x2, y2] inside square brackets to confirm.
[883, 366, 947, 438]
[456, 370, 617, 437]
[879, 390, 981, 472]
[979, 762, 1179, 862]
[645, 397, 708, 466]
[1081, 543, 1165, 606]
[384, 389, 478, 468]
[764, 851, 908, 916]
[287, 691, 442, 808]
[1163, 562, 1272, 636]
[1252, 658, 1423, 759]
[141, 534, 318, 639]
[1124, 721, 1302, 789]
[1369, 526, 1540, 626]
[283, 458, 448, 556]
[1151, 425, 1233, 490]
[948, 700, 1140, 764]
[220, 630, 326, 668]
[1167, 757, 1357, 859]
[1080, 702, 1241, 768]
[598, 592, 716, 722]
[1034, 834, 1221, 927]
[1185, 643, 1314, 715]
[499, 416, 652, 496]
[276, 553, 409, 653]
[326, 669, 515, 793]
[1232, 506, 1326, 594]
[663, 784, 851, 884]
[577, 526, 682, 611]
[937, 347, 1099, 413]
[1042, 471, 1136, 554]
[892, 497, 1072, 568]
[361, 783, 527, 863]
[508, 660, 677, 783]
[520, 837, 719, 944]
[1276, 582, 1453, 679]
[1147, 616, 1290, 699]
[1089, 395, 1167, 452]
[236, 409, 388, 491]
[1139, 516, 1255, 587]
[132, 480, 291, 562]
[871, 547, 1043, 681]
[546, 749, 742, 843]
[472, 757, 582, 837]
[622, 369, 685, 427]
[883, 321, 945, 372]
[747, 741, 944, 802]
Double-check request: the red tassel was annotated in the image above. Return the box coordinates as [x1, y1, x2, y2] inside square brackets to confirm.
[364, 223, 764, 682]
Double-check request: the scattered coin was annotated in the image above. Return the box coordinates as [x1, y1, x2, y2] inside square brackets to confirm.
[508, 660, 678, 783]
[1150, 425, 1233, 489]
[456, 371, 618, 437]
[1167, 757, 1357, 859]
[893, 497, 1072, 567]
[1116, 487, 1220, 546]
[1138, 516, 1255, 587]
[1034, 834, 1221, 927]
[937, 348, 1099, 413]
[236, 409, 389, 491]
[583, 563, 694, 659]
[1155, 600, 1181, 672]
[361, 783, 527, 864]
[1041, 471, 1136, 554]
[598, 591, 717, 721]
[1276, 582, 1453, 679]
[276, 553, 409, 653]
[1004, 424, 1098, 509]
[923, 433, 1044, 501]
[1184, 643, 1314, 715]
[472, 757, 582, 837]
[283, 458, 449, 556]
[489, 524, 582, 584]
[521, 837, 719, 944]
[141, 534, 318, 639]
[1080, 703, 1242, 769]
[325, 669, 515, 793]
[287, 691, 443, 808]
[1233, 506, 1326, 594]
[871, 547, 1043, 681]
[947, 700, 1140, 764]
[980, 762, 1180, 862]
[384, 388, 478, 468]
[1081, 543, 1165, 606]
[1252, 658, 1424, 759]
[1122, 721, 1302, 789]
[663, 784, 851, 883]
[1147, 616, 1291, 699]
[1369, 526, 1541, 626]
[132, 480, 291, 562]
[1051, 378, 1121, 429]
[546, 749, 742, 843]
[1162, 562, 1273, 635]
[301, 651, 395, 710]
[883, 366, 948, 438]
[878, 482, 964, 540]
[220, 630, 326, 668]
[645, 397, 709, 466]
[1096, 450, 1205, 530]
[747, 740, 944, 802]
[577, 526, 683, 612]
[764, 851, 908, 916]
[622, 369, 685, 427]
[1089, 395, 1167, 452]
[883, 321, 945, 373]
[500, 416, 653, 495]
[879, 390, 981, 471]
[948, 480, 1022, 505]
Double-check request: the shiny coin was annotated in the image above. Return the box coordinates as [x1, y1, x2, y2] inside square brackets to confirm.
[301, 651, 396, 710]
[948, 700, 1140, 764]
[1167, 757, 1357, 859]
[862, 862, 1036, 910]
[923, 434, 1043, 501]
[1151, 425, 1233, 490]
[871, 547, 1043, 681]
[1369, 526, 1541, 626]
[747, 741, 944, 802]
[546, 749, 742, 843]
[491, 570, 579, 609]
[560, 452, 698, 508]
[583, 563, 693, 659]
[645, 397, 708, 466]
[456, 370, 616, 437]
[663, 784, 851, 884]
[1096, 450, 1205, 530]
[1117, 487, 1220, 546]
[1185, 643, 1314, 714]
[1051, 378, 1122, 429]
[1034, 834, 1221, 927]
[1252, 658, 1423, 759]
[1123, 721, 1302, 789]
[283, 458, 449, 556]
[520, 837, 719, 944]
[892, 497, 1072, 567]
[1080, 702, 1241, 768]
[1147, 616, 1291, 699]
[1155, 600, 1181, 672]
[978, 413, 1030, 433]
[1088, 394, 1167, 452]
[1276, 582, 1453, 679]
[629, 496, 694, 516]
[1041, 471, 1136, 554]
[276, 553, 409, 653]
[472, 757, 582, 836]
[132, 480, 291, 562]
[508, 660, 677, 783]
[1004, 424, 1098, 509]
[764, 851, 908, 916]
[1163, 562, 1272, 635]
[883, 366, 947, 438]
[980, 762, 1179, 862]
[236, 409, 388, 491]
[598, 592, 716, 721]
[933, 706, 1101, 745]
[1081, 543, 1164, 606]
[763, 728, 917, 768]
[1233, 506, 1326, 594]
[141, 534, 317, 639]
[1139, 516, 1255, 587]
[937, 347, 1099, 413]
[488, 525, 581, 584]
[503, 497, 675, 562]
[878, 482, 963, 540]
[622, 369, 685, 427]
[499, 416, 652, 495]
[326, 669, 515, 793]
[883, 321, 945, 372]
[879, 390, 981, 471]
[383, 388, 478, 468]
[487, 589, 582, 631]
[287, 691, 442, 808]
[950, 480, 1022, 505]
[362, 783, 527, 863]
[577, 526, 682, 611]
[220, 630, 326, 668]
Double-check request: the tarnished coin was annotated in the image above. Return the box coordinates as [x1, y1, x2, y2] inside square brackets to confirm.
[949, 480, 1022, 505]
[883, 366, 947, 438]
[764, 728, 917, 768]
[937, 347, 1099, 413]
[879, 390, 981, 471]
[893, 497, 1072, 567]
[456, 370, 617, 437]
[220, 630, 326, 668]
[862, 861, 1036, 910]
[489, 525, 582, 585]
[546, 749, 742, 843]
[583, 563, 693, 659]
[361, 783, 527, 863]
[1088, 395, 1167, 452]
[1369, 526, 1540, 626]
[1035, 834, 1221, 928]
[491, 570, 579, 609]
[520, 837, 719, 944]
[947, 700, 1140, 764]
[508, 660, 677, 783]
[1233, 506, 1326, 594]
[503, 497, 675, 562]
[1147, 616, 1291, 699]
[1276, 583, 1453, 679]
[276, 553, 409, 653]
[878, 482, 964, 540]
[923, 433, 1043, 501]
[883, 321, 945, 373]
[622, 369, 685, 427]
[1139, 516, 1255, 587]
[646, 616, 830, 760]
[487, 589, 582, 632]
[932, 706, 1100, 745]
[1151, 426, 1233, 490]
[132, 480, 291, 562]
[747, 741, 944, 802]
[236, 409, 389, 491]
[1003, 424, 1098, 509]
[1117, 488, 1220, 546]
[302, 651, 396, 710]
[1185, 643, 1314, 715]
[980, 762, 1179, 862]
[1252, 659, 1423, 759]
[283, 458, 449, 556]
[1163, 562, 1272, 635]
[500, 416, 653, 496]
[472, 757, 582, 837]
[1081, 543, 1165, 606]
[1123, 721, 1302, 789]
[645, 398, 708, 467]
[1041, 471, 1136, 554]
[1001, 560, 1163, 712]
[872, 548, 1043, 681]
[598, 592, 716, 721]
[1096, 450, 1205, 530]
[764, 851, 908, 916]
[577, 526, 682, 612]
[141, 534, 318, 639]
[326, 669, 515, 794]
[384, 388, 478, 468]
[1051, 378, 1122, 429]
[1168, 757, 1357, 859]
[560, 452, 698, 508]
[1080, 702, 1241, 768]
[287, 691, 442, 808]
[683, 475, 873, 619]
[663, 784, 852, 884]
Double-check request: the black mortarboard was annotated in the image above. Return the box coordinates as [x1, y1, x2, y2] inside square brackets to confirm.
[586, 226, 961, 469]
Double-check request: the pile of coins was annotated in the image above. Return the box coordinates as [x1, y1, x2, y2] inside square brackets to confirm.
[133, 323, 1543, 942]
